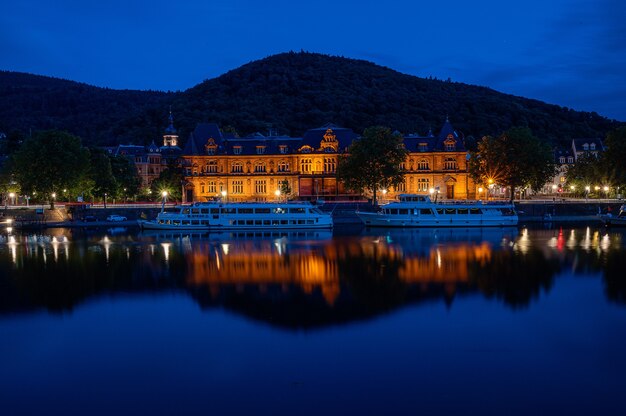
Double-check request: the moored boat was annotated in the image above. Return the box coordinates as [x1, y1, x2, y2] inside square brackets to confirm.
[138, 201, 333, 230]
[357, 194, 518, 227]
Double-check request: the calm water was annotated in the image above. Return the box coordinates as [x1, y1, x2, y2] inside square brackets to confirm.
[1, 225, 625, 415]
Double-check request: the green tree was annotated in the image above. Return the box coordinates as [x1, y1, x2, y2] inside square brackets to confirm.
[337, 126, 408, 205]
[9, 130, 90, 208]
[603, 126, 626, 188]
[564, 152, 603, 194]
[469, 127, 556, 202]
[150, 163, 183, 201]
[88, 149, 116, 202]
[110, 155, 141, 200]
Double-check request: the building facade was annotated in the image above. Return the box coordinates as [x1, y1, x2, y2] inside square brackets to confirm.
[181, 119, 475, 202]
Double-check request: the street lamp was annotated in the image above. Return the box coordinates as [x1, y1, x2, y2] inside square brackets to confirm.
[221, 190, 227, 202]
[603, 186, 609, 200]
[8, 192, 15, 206]
[478, 187, 483, 200]
[161, 191, 168, 213]
[585, 185, 590, 201]
[274, 189, 281, 201]
[381, 189, 387, 203]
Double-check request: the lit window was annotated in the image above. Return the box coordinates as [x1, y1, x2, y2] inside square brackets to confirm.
[233, 146, 242, 155]
[444, 157, 457, 170]
[300, 158, 312, 173]
[418, 178, 429, 192]
[255, 180, 267, 194]
[324, 157, 336, 173]
[559, 157, 565, 164]
[254, 163, 266, 173]
[256, 146, 266, 155]
[232, 162, 243, 173]
[418, 143, 428, 152]
[232, 180, 243, 194]
[418, 159, 429, 170]
[568, 157, 573, 163]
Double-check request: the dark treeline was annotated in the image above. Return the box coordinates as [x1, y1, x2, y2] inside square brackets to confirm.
[1, 52, 623, 147]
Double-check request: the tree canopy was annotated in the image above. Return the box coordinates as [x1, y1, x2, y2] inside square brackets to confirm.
[337, 126, 408, 204]
[9, 130, 90, 207]
[469, 127, 556, 202]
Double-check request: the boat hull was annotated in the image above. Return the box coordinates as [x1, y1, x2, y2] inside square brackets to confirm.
[356, 211, 518, 227]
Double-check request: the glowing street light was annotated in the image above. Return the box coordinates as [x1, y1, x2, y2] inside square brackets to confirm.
[603, 186, 609, 199]
[161, 191, 168, 213]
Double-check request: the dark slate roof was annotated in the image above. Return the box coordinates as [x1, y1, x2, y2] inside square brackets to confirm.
[115, 145, 146, 157]
[403, 119, 465, 152]
[301, 123, 357, 151]
[183, 123, 224, 155]
[224, 133, 302, 156]
[164, 112, 177, 134]
[572, 138, 604, 152]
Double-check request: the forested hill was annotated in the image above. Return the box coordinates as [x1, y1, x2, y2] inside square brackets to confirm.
[0, 71, 171, 145]
[1, 52, 623, 146]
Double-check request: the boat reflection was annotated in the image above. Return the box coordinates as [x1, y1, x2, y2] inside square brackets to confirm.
[0, 226, 625, 326]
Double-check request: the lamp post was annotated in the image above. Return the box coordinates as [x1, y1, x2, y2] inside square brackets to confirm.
[603, 186, 609, 200]
[478, 187, 483, 200]
[104, 193, 107, 209]
[381, 189, 387, 204]
[161, 191, 168, 213]
[221, 190, 227, 203]
[8, 192, 15, 206]
[274, 189, 281, 202]
[51, 192, 56, 209]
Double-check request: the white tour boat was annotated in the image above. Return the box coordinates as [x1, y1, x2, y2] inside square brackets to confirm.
[356, 194, 518, 227]
[138, 201, 333, 230]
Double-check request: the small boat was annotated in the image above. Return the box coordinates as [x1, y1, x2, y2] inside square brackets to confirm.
[601, 205, 626, 227]
[138, 201, 333, 230]
[356, 194, 518, 227]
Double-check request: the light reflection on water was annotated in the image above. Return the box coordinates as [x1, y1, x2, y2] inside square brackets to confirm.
[0, 225, 625, 317]
[1, 225, 626, 415]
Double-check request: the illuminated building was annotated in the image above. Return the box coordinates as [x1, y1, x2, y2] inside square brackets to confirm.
[181, 118, 475, 202]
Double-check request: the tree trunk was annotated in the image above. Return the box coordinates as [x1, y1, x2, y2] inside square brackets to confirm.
[372, 188, 377, 206]
[50, 199, 55, 210]
[509, 186, 515, 204]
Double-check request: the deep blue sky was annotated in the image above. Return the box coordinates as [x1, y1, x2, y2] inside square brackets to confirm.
[2, 0, 625, 120]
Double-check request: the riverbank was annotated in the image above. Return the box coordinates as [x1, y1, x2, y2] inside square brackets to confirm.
[2, 200, 621, 229]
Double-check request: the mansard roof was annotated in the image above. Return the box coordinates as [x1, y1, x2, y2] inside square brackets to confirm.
[224, 133, 302, 156]
[403, 119, 465, 152]
[183, 123, 224, 156]
[572, 138, 604, 152]
[301, 123, 357, 151]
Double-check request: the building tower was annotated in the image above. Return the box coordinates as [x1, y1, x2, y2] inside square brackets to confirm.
[163, 110, 178, 147]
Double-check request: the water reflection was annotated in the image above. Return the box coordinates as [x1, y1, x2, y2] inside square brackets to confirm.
[1, 226, 625, 325]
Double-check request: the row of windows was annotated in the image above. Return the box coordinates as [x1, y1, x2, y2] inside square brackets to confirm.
[559, 156, 575, 164]
[189, 158, 457, 175]
[181, 206, 309, 215]
[198, 180, 289, 195]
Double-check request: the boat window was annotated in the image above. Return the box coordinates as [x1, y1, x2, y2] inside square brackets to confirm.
[210, 208, 219, 214]
[457, 208, 468, 215]
[191, 208, 200, 214]
[420, 208, 433, 215]
[436, 208, 444, 215]
[255, 208, 271, 214]
[445, 208, 456, 214]
[272, 220, 280, 225]
[390, 209, 398, 215]
[470, 208, 482, 215]
[246, 220, 254, 225]
[280, 220, 288, 225]
[307, 220, 314, 224]
[289, 207, 306, 214]
[273, 207, 285, 214]
[182, 208, 190, 215]
[255, 220, 262, 225]
[398, 209, 408, 215]
[222, 208, 236, 214]
[238, 208, 254, 214]
[263, 220, 271, 225]
[200, 208, 209, 214]
[298, 219, 305, 224]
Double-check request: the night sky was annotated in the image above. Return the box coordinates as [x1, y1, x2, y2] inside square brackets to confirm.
[2, 0, 625, 120]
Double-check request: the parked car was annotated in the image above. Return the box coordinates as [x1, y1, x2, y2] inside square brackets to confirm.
[106, 215, 127, 222]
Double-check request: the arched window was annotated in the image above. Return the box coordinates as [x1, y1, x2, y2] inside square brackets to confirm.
[443, 157, 457, 170]
[206, 160, 218, 173]
[232, 162, 243, 173]
[324, 157, 336, 173]
[208, 181, 216, 193]
[418, 159, 429, 170]
[277, 161, 290, 172]
[300, 158, 312, 173]
[254, 162, 266, 173]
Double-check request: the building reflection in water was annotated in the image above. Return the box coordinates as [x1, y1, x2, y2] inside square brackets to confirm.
[0, 226, 625, 322]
